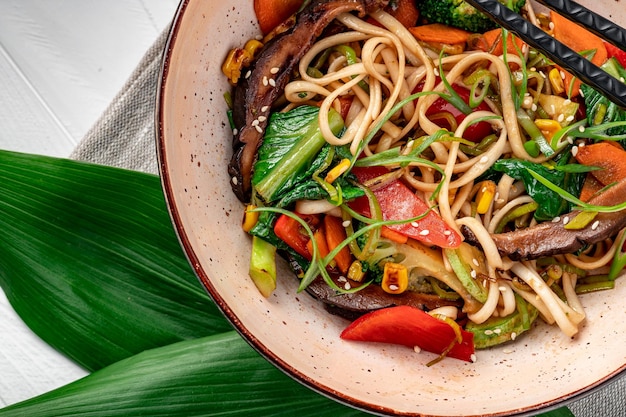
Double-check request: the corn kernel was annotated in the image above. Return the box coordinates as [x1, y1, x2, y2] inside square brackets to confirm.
[548, 68, 565, 95]
[534, 118, 562, 141]
[243, 39, 264, 57]
[242, 204, 259, 232]
[347, 260, 365, 282]
[324, 158, 351, 183]
[221, 40, 264, 85]
[381, 262, 408, 294]
[475, 180, 496, 215]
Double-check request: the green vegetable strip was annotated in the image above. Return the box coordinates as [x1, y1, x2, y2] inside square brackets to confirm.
[254, 108, 344, 202]
[516, 107, 555, 157]
[0, 333, 367, 417]
[0, 150, 232, 371]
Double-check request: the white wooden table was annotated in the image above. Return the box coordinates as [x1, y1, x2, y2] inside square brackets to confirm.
[0, 0, 178, 407]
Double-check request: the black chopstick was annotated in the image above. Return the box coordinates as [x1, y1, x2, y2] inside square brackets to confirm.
[463, 0, 626, 108]
[535, 0, 626, 50]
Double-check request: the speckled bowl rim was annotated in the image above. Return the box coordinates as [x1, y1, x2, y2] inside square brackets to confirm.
[155, 1, 626, 416]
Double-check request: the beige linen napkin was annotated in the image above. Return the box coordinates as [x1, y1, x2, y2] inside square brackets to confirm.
[69, 26, 624, 417]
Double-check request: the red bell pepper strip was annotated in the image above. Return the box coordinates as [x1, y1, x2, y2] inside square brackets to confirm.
[349, 166, 462, 248]
[414, 81, 493, 143]
[604, 42, 626, 68]
[274, 213, 320, 259]
[340, 305, 475, 362]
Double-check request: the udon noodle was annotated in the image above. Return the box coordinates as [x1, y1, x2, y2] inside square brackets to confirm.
[229, 1, 626, 346]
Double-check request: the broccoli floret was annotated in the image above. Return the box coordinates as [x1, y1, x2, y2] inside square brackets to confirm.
[417, 0, 527, 33]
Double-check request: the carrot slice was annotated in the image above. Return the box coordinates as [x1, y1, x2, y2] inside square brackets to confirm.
[469, 28, 526, 56]
[551, 11, 607, 97]
[323, 215, 352, 274]
[386, 0, 420, 28]
[409, 23, 471, 45]
[254, 0, 303, 35]
[574, 141, 626, 188]
[579, 175, 604, 202]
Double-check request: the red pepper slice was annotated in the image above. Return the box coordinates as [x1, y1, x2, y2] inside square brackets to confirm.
[415, 81, 493, 143]
[604, 42, 626, 68]
[340, 305, 475, 362]
[273, 213, 320, 259]
[349, 166, 462, 249]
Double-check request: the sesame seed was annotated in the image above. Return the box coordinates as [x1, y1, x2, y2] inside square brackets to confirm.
[344, 282, 351, 290]
[578, 125, 585, 133]
[567, 137, 574, 144]
[564, 99, 572, 105]
[231, 176, 238, 185]
[572, 146, 578, 157]
[494, 328, 502, 335]
[262, 76, 268, 86]
[549, 21, 555, 30]
[550, 104, 556, 113]
[251, 119, 259, 127]
[539, 70, 547, 78]
[472, 258, 479, 266]
[566, 115, 574, 122]
[254, 125, 263, 133]
[338, 276, 347, 282]
[579, 142, 585, 147]
[258, 116, 267, 122]
[579, 89, 585, 98]
[414, 346, 421, 353]
[557, 113, 565, 122]
[245, 70, 252, 79]
[470, 354, 477, 363]
[560, 70, 566, 80]
[484, 329, 493, 335]
[503, 348, 514, 354]
[444, 230, 451, 236]
[270, 67, 280, 74]
[269, 78, 276, 87]
[499, 286, 507, 292]
[419, 229, 430, 236]
[261, 105, 269, 112]
[480, 156, 489, 164]
[552, 216, 561, 223]
[530, 67, 537, 72]
[433, 68, 439, 77]
[511, 332, 517, 340]
[232, 128, 238, 136]
[389, 284, 399, 291]
[591, 220, 600, 230]
[411, 221, 419, 228]
[563, 216, 570, 225]
[531, 103, 538, 111]
[342, 220, 351, 227]
[470, 269, 477, 278]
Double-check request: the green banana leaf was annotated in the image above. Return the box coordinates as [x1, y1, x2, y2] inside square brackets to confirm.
[0, 332, 573, 417]
[0, 149, 573, 416]
[0, 332, 367, 417]
[0, 150, 232, 371]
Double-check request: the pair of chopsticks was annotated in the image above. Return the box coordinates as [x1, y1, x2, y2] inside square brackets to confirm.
[464, 0, 626, 108]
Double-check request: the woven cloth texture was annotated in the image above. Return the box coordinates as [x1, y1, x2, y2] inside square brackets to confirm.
[70, 25, 625, 417]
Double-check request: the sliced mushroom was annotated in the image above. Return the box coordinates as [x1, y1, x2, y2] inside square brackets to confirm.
[464, 177, 626, 260]
[228, 0, 390, 202]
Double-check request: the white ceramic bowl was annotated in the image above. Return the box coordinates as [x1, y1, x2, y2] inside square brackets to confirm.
[156, 1, 626, 415]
